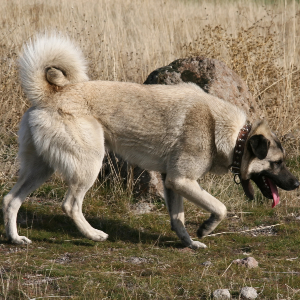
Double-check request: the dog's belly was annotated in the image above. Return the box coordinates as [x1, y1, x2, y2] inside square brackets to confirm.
[105, 139, 168, 173]
[122, 151, 166, 173]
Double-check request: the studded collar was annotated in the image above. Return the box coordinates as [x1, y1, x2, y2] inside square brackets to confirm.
[231, 123, 252, 181]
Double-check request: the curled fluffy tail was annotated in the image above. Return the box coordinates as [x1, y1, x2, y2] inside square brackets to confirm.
[18, 33, 89, 105]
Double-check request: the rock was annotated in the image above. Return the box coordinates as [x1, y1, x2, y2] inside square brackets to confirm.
[202, 261, 213, 266]
[131, 202, 155, 214]
[144, 56, 260, 121]
[125, 257, 153, 264]
[233, 257, 258, 268]
[212, 289, 231, 299]
[55, 253, 72, 264]
[240, 287, 258, 299]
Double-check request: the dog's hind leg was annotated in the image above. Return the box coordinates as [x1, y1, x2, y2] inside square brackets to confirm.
[3, 109, 55, 244]
[62, 177, 108, 242]
[165, 176, 227, 240]
[60, 118, 108, 242]
[3, 155, 54, 244]
[162, 174, 207, 250]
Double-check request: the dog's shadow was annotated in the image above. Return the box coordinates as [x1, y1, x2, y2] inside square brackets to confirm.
[0, 207, 180, 248]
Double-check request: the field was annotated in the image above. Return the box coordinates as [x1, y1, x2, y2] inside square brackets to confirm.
[1, 0, 300, 299]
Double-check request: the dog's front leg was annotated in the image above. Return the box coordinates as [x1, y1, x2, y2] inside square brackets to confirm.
[162, 175, 207, 249]
[165, 176, 227, 239]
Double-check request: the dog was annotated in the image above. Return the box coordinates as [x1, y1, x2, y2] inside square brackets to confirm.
[3, 34, 299, 249]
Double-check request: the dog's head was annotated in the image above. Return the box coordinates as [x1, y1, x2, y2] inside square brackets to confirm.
[240, 120, 299, 207]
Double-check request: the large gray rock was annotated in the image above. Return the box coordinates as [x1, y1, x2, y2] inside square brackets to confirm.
[144, 56, 260, 121]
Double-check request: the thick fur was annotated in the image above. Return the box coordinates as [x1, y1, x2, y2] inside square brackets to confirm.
[3, 34, 298, 248]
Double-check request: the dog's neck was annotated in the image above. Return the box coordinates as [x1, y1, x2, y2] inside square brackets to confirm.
[231, 122, 252, 177]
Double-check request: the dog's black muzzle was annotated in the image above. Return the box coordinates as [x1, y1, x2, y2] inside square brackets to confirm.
[265, 164, 299, 191]
[250, 164, 299, 200]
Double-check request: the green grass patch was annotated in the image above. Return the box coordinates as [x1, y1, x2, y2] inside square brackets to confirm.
[1, 179, 300, 299]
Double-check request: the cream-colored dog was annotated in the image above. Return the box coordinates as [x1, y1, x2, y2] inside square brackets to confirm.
[3, 34, 299, 249]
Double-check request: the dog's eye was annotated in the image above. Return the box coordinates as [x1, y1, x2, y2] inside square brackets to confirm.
[273, 160, 282, 166]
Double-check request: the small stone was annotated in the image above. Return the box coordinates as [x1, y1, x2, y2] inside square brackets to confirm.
[202, 261, 212, 266]
[212, 289, 231, 299]
[240, 287, 258, 299]
[131, 202, 154, 214]
[126, 257, 151, 264]
[55, 252, 71, 264]
[233, 257, 258, 268]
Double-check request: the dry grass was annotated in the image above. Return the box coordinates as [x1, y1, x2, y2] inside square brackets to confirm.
[1, 0, 300, 299]
[2, 0, 300, 202]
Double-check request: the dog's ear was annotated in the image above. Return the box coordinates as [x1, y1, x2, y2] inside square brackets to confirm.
[248, 134, 270, 159]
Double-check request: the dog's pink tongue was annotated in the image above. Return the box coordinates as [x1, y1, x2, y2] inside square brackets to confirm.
[266, 178, 280, 208]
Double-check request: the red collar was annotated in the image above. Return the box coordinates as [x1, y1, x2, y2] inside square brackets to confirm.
[231, 123, 252, 179]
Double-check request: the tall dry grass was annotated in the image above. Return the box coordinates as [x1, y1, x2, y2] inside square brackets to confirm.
[0, 0, 300, 208]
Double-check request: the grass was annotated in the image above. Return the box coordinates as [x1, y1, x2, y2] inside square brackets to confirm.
[1, 0, 300, 299]
[1, 187, 300, 299]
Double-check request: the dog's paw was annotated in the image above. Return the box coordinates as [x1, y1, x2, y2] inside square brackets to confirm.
[89, 230, 108, 242]
[11, 236, 32, 245]
[189, 240, 207, 250]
